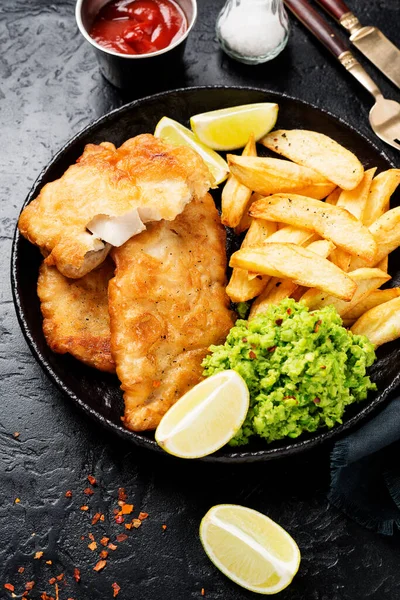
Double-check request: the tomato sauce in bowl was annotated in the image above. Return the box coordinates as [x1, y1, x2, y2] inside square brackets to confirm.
[89, 0, 188, 56]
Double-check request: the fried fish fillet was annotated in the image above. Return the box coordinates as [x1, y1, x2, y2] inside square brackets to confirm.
[37, 258, 115, 373]
[109, 193, 235, 431]
[19, 134, 211, 279]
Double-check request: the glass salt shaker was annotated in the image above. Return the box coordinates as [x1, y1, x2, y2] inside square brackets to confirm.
[216, 0, 290, 65]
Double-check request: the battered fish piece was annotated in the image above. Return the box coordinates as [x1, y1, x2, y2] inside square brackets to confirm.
[38, 258, 115, 373]
[109, 193, 235, 431]
[19, 134, 211, 279]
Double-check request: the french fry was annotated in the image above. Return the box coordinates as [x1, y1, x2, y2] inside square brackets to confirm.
[330, 168, 376, 273]
[247, 224, 319, 280]
[377, 256, 389, 273]
[226, 218, 278, 302]
[363, 169, 400, 227]
[344, 287, 400, 323]
[234, 192, 262, 235]
[221, 134, 257, 228]
[260, 129, 364, 190]
[249, 239, 335, 319]
[227, 155, 336, 199]
[325, 187, 341, 205]
[299, 268, 390, 316]
[350, 206, 400, 270]
[250, 194, 377, 263]
[229, 243, 356, 301]
[351, 297, 400, 347]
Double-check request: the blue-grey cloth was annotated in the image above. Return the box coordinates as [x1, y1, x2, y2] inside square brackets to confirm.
[328, 395, 400, 535]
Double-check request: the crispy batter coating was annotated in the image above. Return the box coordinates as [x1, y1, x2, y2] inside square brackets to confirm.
[19, 134, 211, 279]
[109, 194, 235, 431]
[37, 258, 115, 373]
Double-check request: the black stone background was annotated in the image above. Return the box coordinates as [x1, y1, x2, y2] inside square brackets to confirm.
[2, 1, 400, 599]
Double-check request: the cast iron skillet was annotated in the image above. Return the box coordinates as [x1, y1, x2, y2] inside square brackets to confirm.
[11, 85, 400, 463]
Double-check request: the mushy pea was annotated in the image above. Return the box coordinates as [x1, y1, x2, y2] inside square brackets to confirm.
[202, 298, 377, 446]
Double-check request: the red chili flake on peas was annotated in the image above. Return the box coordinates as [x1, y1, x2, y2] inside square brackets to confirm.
[313, 397, 321, 404]
[249, 351, 257, 359]
[275, 319, 283, 326]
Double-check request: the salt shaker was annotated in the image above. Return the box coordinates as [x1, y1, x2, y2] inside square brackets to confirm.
[216, 0, 290, 65]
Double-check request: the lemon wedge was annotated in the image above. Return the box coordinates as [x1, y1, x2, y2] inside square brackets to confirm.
[190, 103, 279, 151]
[154, 116, 229, 186]
[200, 504, 301, 595]
[155, 370, 249, 459]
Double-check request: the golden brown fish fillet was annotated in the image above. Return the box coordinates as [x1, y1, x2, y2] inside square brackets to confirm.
[19, 134, 211, 279]
[37, 258, 115, 373]
[109, 193, 235, 431]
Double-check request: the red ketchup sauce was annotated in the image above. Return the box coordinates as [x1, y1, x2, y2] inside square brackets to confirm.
[89, 0, 187, 55]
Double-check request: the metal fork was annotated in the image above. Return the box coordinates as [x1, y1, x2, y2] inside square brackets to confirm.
[285, 0, 400, 151]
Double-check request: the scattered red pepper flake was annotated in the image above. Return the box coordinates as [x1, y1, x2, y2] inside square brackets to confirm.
[100, 550, 108, 559]
[13, 432, 20, 438]
[55, 583, 59, 600]
[121, 504, 134, 515]
[138, 511, 148, 520]
[65, 490, 72, 498]
[56, 574, 64, 582]
[88, 533, 95, 542]
[15, 498, 20, 504]
[321, 365, 326, 369]
[100, 514, 105, 522]
[313, 397, 321, 404]
[18, 567, 25, 574]
[83, 487, 94, 496]
[87, 475, 97, 486]
[25, 582, 35, 591]
[80, 505, 89, 511]
[314, 320, 322, 333]
[112, 582, 121, 597]
[132, 519, 142, 528]
[73, 568, 81, 582]
[162, 524, 167, 530]
[34, 551, 43, 559]
[49, 578, 56, 585]
[116, 533, 128, 543]
[275, 318, 283, 326]
[88, 541, 97, 551]
[92, 512, 101, 525]
[249, 350, 256, 360]
[80, 535, 85, 541]
[100, 537, 109, 546]
[268, 346, 276, 352]
[41, 593, 53, 600]
[118, 488, 127, 502]
[115, 515, 124, 524]
[287, 308, 292, 315]
[93, 559, 107, 572]
[4, 584, 14, 592]
[152, 380, 161, 388]
[108, 543, 117, 551]
[201, 589, 205, 596]
[46, 560, 52, 565]
[125, 523, 132, 530]
[242, 337, 247, 343]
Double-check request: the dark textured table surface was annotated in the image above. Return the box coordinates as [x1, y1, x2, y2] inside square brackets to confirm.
[2, 1, 400, 599]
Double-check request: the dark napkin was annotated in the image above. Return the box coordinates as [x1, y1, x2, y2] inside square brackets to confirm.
[328, 394, 400, 535]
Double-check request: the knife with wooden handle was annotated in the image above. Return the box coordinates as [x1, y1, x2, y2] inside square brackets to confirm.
[315, 0, 400, 89]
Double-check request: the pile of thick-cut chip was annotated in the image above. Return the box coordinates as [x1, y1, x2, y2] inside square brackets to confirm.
[221, 129, 400, 349]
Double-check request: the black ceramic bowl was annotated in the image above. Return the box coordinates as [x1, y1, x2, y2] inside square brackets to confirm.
[11, 85, 400, 463]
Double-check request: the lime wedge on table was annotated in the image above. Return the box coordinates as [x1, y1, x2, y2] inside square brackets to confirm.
[155, 370, 249, 459]
[154, 116, 229, 186]
[190, 103, 279, 151]
[200, 504, 301, 595]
